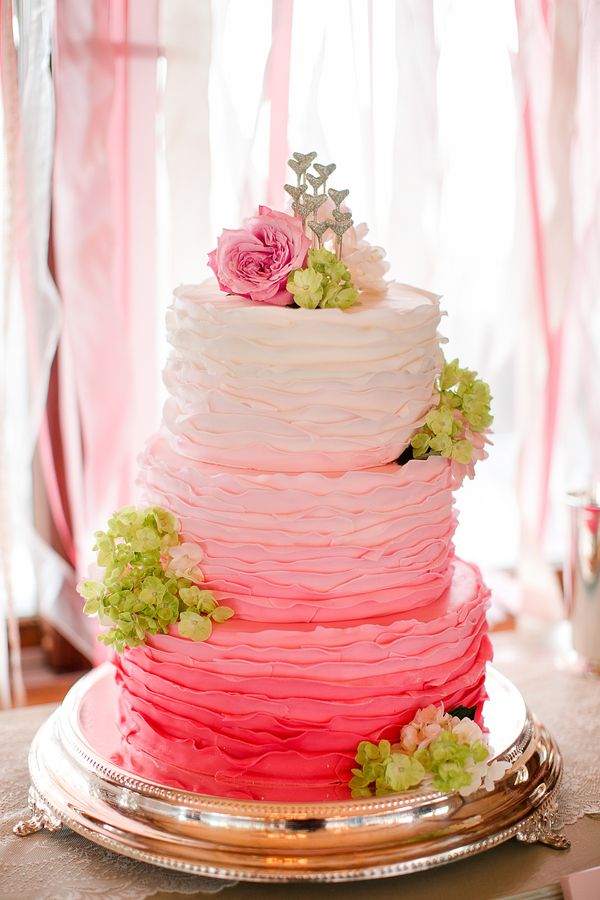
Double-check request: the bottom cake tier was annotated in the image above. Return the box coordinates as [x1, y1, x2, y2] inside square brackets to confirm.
[114, 558, 491, 800]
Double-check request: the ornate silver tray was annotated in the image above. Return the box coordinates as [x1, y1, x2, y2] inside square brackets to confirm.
[15, 663, 569, 882]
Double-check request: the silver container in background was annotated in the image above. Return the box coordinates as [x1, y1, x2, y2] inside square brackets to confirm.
[565, 491, 600, 671]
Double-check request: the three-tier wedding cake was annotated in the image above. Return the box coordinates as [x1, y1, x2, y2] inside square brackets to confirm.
[80, 154, 496, 801]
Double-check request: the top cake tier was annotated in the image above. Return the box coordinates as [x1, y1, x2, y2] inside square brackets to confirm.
[162, 280, 444, 472]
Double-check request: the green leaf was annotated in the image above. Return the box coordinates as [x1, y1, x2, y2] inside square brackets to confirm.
[451, 439, 473, 464]
[78, 581, 104, 602]
[82, 597, 101, 616]
[178, 611, 213, 642]
[426, 407, 454, 436]
[429, 433, 453, 457]
[410, 432, 431, 457]
[211, 606, 234, 623]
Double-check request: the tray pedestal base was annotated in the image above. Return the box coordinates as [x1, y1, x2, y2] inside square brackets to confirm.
[14, 663, 569, 882]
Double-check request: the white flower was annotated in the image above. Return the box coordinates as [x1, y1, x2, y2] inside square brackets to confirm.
[458, 757, 511, 797]
[482, 758, 512, 790]
[451, 717, 484, 745]
[340, 222, 390, 294]
[310, 197, 390, 295]
[166, 542, 205, 583]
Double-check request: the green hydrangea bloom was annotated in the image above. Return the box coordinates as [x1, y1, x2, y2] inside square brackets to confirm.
[350, 709, 497, 798]
[178, 610, 213, 642]
[426, 407, 454, 436]
[77, 506, 234, 653]
[350, 738, 426, 797]
[382, 753, 426, 793]
[429, 433, 453, 457]
[286, 246, 359, 311]
[407, 359, 493, 467]
[410, 432, 431, 458]
[417, 731, 490, 793]
[451, 439, 473, 464]
[286, 267, 324, 308]
[308, 247, 338, 268]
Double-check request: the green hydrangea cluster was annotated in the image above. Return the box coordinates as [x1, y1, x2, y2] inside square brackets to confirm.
[349, 731, 490, 798]
[349, 740, 425, 797]
[77, 506, 233, 653]
[286, 248, 359, 310]
[415, 732, 489, 793]
[410, 358, 493, 465]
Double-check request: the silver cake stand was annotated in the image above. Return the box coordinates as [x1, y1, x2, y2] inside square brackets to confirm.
[14, 663, 569, 882]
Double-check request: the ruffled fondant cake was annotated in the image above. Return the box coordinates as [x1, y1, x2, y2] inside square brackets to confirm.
[78, 154, 494, 800]
[113, 279, 492, 799]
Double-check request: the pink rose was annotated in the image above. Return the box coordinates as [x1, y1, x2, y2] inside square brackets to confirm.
[208, 206, 310, 306]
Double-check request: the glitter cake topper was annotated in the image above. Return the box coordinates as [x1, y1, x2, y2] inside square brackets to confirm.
[286, 152, 353, 257]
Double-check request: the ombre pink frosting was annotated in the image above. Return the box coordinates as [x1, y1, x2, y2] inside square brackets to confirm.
[115, 278, 493, 799]
[139, 437, 458, 623]
[162, 280, 444, 471]
[116, 559, 491, 799]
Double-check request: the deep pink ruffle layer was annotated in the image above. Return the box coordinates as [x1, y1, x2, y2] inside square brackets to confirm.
[115, 559, 491, 799]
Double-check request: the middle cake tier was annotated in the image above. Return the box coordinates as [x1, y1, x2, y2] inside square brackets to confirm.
[139, 435, 461, 624]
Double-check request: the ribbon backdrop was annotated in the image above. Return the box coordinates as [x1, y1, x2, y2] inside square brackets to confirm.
[0, 0, 598, 704]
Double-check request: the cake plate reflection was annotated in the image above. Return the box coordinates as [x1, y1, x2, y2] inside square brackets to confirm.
[14, 663, 569, 882]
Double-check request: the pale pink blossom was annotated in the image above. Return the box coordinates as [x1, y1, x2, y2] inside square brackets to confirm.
[166, 542, 205, 582]
[341, 222, 390, 294]
[304, 197, 390, 295]
[398, 704, 450, 752]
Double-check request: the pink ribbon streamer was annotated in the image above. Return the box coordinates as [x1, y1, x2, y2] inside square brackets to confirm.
[266, 0, 293, 209]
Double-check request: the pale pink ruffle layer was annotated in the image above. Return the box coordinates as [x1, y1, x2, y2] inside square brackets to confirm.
[163, 282, 443, 471]
[139, 437, 458, 623]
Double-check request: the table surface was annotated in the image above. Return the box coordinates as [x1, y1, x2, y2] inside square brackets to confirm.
[1, 625, 599, 900]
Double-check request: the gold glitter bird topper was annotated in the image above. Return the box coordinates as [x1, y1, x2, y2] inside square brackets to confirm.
[284, 152, 353, 258]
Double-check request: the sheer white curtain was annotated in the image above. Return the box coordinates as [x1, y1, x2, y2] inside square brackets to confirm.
[4, 0, 598, 708]
[162, 0, 598, 615]
[165, 0, 521, 574]
[0, 0, 62, 706]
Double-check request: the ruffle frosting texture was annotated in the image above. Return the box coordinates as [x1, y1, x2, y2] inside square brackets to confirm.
[139, 438, 458, 623]
[116, 560, 491, 798]
[117, 279, 492, 798]
[163, 280, 443, 471]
